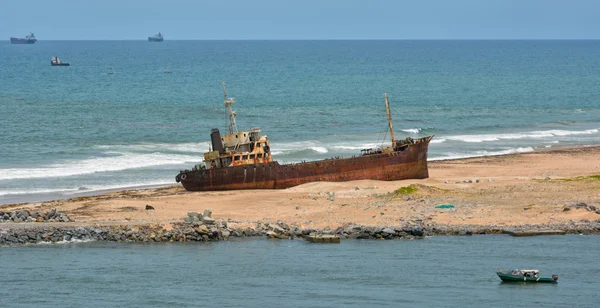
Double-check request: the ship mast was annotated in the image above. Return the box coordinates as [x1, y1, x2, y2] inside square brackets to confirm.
[222, 81, 238, 135]
[384, 93, 395, 146]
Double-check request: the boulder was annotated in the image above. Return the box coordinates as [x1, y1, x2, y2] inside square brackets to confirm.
[203, 209, 212, 218]
[410, 226, 424, 237]
[145, 205, 155, 210]
[268, 223, 285, 234]
[202, 216, 215, 225]
[381, 228, 396, 236]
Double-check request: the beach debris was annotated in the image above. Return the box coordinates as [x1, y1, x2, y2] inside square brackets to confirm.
[145, 204, 155, 210]
[435, 204, 455, 209]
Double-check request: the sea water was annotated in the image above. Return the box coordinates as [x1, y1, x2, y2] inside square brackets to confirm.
[0, 235, 598, 307]
[1, 40, 599, 202]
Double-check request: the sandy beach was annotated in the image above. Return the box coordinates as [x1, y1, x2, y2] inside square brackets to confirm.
[2, 146, 599, 231]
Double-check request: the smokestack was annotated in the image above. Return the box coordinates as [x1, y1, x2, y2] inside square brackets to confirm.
[210, 128, 225, 154]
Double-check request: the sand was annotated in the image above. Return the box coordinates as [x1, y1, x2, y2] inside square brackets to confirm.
[2, 146, 600, 230]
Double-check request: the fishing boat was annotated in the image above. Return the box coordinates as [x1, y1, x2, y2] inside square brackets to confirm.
[497, 269, 558, 283]
[148, 32, 164, 42]
[175, 82, 433, 191]
[50, 56, 70, 66]
[10, 32, 37, 44]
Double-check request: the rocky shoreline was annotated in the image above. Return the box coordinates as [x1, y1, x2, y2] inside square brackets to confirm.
[2, 218, 599, 245]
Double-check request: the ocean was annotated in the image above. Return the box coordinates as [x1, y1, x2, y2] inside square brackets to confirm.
[1, 40, 599, 203]
[1, 235, 599, 307]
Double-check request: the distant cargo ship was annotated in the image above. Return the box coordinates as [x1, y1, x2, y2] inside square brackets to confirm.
[148, 32, 164, 42]
[10, 32, 37, 44]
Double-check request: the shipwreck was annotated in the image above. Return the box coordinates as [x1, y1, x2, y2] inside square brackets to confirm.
[176, 82, 433, 191]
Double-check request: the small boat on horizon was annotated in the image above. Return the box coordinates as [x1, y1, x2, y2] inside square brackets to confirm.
[497, 269, 558, 283]
[51, 56, 70, 66]
[10, 32, 37, 44]
[148, 32, 164, 42]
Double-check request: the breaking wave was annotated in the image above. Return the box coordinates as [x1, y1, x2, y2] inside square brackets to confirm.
[0, 152, 199, 181]
[430, 147, 535, 161]
[444, 128, 599, 143]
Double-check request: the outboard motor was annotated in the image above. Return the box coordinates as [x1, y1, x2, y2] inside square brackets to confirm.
[211, 128, 225, 154]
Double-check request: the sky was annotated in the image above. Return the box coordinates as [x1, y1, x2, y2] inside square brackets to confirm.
[1, 0, 599, 40]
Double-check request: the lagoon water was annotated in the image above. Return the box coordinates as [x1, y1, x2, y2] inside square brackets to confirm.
[1, 235, 599, 307]
[1, 40, 600, 202]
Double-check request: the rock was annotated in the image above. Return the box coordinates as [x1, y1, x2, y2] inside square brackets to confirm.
[545, 176, 551, 180]
[381, 228, 396, 236]
[201, 216, 215, 225]
[444, 180, 448, 184]
[380, 212, 385, 216]
[410, 226, 424, 237]
[586, 205, 597, 212]
[36, 217, 45, 222]
[182, 217, 193, 223]
[596, 209, 600, 215]
[575, 202, 587, 209]
[268, 223, 285, 234]
[145, 205, 155, 210]
[327, 192, 335, 201]
[354, 187, 360, 190]
[563, 206, 571, 212]
[187, 212, 199, 218]
[488, 178, 493, 182]
[196, 225, 210, 234]
[475, 179, 480, 183]
[295, 205, 301, 210]
[203, 209, 212, 218]
[277, 221, 290, 230]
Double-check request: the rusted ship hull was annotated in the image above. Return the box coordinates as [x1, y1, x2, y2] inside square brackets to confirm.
[179, 136, 432, 191]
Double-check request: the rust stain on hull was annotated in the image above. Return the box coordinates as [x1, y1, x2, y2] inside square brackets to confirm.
[180, 137, 431, 191]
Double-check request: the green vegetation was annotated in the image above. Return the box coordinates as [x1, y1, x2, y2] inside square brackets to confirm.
[558, 174, 600, 182]
[394, 184, 419, 195]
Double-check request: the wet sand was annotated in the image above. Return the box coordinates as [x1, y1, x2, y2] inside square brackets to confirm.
[2, 146, 600, 230]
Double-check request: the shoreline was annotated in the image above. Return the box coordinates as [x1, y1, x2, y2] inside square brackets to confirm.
[1, 144, 600, 244]
[2, 144, 599, 206]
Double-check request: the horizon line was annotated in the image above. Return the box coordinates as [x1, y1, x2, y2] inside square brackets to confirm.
[4, 38, 600, 41]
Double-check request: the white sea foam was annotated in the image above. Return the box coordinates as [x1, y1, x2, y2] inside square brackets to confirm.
[36, 238, 96, 245]
[445, 128, 598, 143]
[430, 147, 535, 161]
[95, 142, 209, 153]
[401, 128, 421, 134]
[430, 138, 446, 144]
[0, 153, 200, 181]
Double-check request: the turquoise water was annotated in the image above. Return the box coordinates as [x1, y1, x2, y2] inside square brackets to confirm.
[1, 235, 598, 307]
[1, 40, 599, 202]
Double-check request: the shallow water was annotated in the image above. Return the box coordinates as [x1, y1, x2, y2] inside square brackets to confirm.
[1, 40, 599, 202]
[1, 235, 598, 307]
